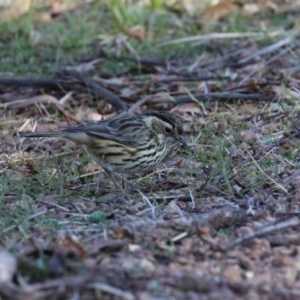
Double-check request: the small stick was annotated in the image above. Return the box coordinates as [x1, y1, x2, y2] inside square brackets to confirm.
[225, 218, 300, 251]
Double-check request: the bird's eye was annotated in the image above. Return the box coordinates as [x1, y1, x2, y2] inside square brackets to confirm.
[164, 127, 172, 134]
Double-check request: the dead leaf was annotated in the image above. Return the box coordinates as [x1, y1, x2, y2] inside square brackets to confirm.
[242, 3, 260, 16]
[199, 1, 237, 22]
[267, 85, 299, 100]
[32, 12, 53, 22]
[223, 265, 242, 282]
[170, 103, 202, 115]
[265, 1, 278, 12]
[240, 130, 257, 141]
[110, 228, 134, 242]
[58, 235, 86, 259]
[172, 157, 205, 171]
[164, 200, 180, 214]
[236, 103, 260, 114]
[230, 149, 245, 160]
[0, 0, 31, 21]
[75, 107, 103, 122]
[126, 25, 146, 41]
[83, 161, 101, 173]
[51, 0, 64, 14]
[260, 123, 282, 134]
[0, 249, 17, 283]
[122, 258, 155, 272]
[49, 0, 82, 14]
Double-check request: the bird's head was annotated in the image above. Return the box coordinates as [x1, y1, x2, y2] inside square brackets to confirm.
[145, 112, 187, 147]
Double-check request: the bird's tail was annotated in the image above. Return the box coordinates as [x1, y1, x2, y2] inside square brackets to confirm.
[18, 130, 90, 145]
[18, 131, 63, 138]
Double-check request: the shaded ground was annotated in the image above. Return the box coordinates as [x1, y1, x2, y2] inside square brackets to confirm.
[1, 0, 300, 299]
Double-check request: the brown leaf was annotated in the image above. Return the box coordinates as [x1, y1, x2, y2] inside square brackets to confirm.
[173, 157, 204, 170]
[164, 200, 180, 215]
[240, 130, 257, 142]
[236, 103, 261, 114]
[58, 235, 86, 259]
[199, 1, 237, 22]
[126, 25, 146, 41]
[170, 103, 202, 115]
[223, 265, 242, 282]
[0, 0, 31, 21]
[83, 161, 101, 173]
[110, 228, 134, 242]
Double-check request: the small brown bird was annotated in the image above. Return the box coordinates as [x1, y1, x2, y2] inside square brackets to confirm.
[19, 111, 187, 187]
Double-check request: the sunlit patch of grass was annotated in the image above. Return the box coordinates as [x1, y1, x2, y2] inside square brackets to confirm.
[106, 0, 147, 30]
[0, 8, 106, 75]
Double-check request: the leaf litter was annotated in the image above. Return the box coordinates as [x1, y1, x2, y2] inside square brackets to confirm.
[1, 0, 300, 299]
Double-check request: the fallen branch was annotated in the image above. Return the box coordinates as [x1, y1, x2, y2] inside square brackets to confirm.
[224, 218, 300, 251]
[0, 76, 128, 111]
[150, 92, 272, 104]
[1, 95, 82, 123]
[62, 71, 128, 111]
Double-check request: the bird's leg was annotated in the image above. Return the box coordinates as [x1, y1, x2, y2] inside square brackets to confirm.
[95, 169, 122, 192]
[103, 168, 121, 188]
[103, 168, 139, 190]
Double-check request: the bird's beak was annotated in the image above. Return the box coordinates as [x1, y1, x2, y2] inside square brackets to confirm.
[175, 135, 187, 146]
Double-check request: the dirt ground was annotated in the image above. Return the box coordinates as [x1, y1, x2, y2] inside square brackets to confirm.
[1, 0, 300, 299]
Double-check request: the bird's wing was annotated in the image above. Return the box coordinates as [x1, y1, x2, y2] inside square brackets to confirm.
[62, 115, 146, 147]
